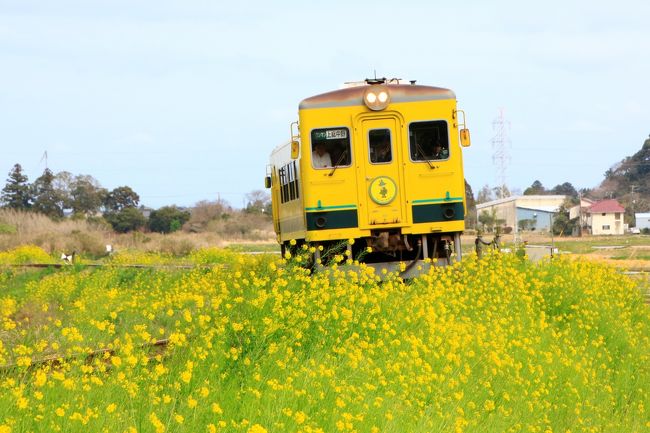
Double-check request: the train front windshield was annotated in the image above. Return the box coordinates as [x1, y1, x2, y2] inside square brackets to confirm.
[368, 129, 393, 164]
[409, 120, 450, 161]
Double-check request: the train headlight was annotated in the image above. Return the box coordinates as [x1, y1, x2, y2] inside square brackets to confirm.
[315, 216, 327, 228]
[443, 207, 455, 220]
[363, 86, 390, 111]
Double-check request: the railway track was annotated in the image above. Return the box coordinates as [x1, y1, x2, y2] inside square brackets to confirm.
[0, 338, 170, 374]
[3, 262, 648, 306]
[2, 263, 198, 269]
[1, 250, 277, 270]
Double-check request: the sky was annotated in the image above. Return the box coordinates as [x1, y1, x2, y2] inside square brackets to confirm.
[2, 0, 649, 209]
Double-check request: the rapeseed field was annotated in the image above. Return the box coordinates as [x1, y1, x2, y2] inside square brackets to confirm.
[0, 245, 649, 432]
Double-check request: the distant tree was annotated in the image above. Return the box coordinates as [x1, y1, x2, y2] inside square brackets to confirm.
[518, 218, 535, 231]
[32, 168, 65, 218]
[476, 184, 493, 204]
[551, 205, 576, 236]
[464, 180, 476, 229]
[70, 175, 107, 216]
[104, 207, 147, 233]
[148, 206, 191, 233]
[52, 171, 75, 212]
[492, 184, 511, 200]
[579, 187, 593, 197]
[523, 180, 546, 195]
[104, 186, 140, 212]
[550, 182, 578, 199]
[1, 164, 32, 209]
[244, 190, 271, 215]
[185, 199, 233, 232]
[478, 209, 497, 232]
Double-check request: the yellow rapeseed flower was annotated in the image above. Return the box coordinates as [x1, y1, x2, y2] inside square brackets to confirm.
[247, 424, 267, 433]
[16, 397, 28, 410]
[149, 413, 165, 433]
[211, 403, 223, 414]
[294, 411, 307, 424]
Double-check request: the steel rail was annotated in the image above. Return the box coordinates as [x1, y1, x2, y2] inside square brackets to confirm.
[0, 339, 170, 374]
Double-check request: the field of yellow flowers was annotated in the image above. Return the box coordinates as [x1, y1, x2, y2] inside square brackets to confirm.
[1, 245, 649, 433]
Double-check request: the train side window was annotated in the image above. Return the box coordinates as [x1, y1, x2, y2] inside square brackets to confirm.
[311, 127, 352, 169]
[287, 162, 295, 200]
[278, 162, 300, 204]
[279, 167, 287, 203]
[369, 129, 392, 164]
[292, 161, 300, 199]
[409, 120, 450, 161]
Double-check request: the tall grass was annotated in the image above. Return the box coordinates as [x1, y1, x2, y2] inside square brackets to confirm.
[0, 209, 111, 256]
[0, 210, 276, 258]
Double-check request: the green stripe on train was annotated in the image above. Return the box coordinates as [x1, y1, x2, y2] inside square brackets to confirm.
[412, 202, 464, 223]
[306, 209, 358, 230]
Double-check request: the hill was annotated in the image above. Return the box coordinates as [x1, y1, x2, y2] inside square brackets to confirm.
[595, 135, 650, 220]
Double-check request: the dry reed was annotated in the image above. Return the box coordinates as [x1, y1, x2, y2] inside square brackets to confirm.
[0, 209, 276, 257]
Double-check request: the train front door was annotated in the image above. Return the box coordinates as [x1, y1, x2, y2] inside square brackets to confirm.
[357, 117, 405, 228]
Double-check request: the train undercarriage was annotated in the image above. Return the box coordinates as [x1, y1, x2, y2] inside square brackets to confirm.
[281, 231, 463, 278]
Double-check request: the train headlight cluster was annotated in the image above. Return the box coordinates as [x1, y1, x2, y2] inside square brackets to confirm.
[363, 86, 391, 111]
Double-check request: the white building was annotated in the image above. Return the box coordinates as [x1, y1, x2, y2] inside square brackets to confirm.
[476, 195, 567, 232]
[636, 213, 650, 230]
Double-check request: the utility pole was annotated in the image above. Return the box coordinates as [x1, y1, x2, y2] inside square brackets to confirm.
[577, 192, 583, 237]
[550, 212, 555, 258]
[631, 185, 637, 228]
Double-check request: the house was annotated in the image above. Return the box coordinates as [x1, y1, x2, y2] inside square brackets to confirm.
[569, 197, 595, 235]
[476, 195, 567, 232]
[569, 197, 594, 223]
[586, 199, 625, 235]
[635, 213, 650, 231]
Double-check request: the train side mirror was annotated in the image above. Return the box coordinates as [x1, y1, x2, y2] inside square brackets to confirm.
[460, 129, 471, 147]
[264, 176, 271, 189]
[291, 141, 300, 159]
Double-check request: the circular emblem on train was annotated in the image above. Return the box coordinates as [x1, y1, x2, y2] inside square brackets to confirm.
[368, 176, 397, 205]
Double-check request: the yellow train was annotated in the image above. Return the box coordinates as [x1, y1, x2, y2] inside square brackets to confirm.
[265, 78, 471, 276]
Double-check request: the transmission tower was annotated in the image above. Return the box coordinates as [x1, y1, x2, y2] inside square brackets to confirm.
[491, 108, 511, 199]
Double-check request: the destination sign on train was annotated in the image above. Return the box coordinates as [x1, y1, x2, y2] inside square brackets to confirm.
[325, 129, 347, 139]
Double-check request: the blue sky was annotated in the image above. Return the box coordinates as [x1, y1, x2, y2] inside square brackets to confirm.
[2, 0, 649, 208]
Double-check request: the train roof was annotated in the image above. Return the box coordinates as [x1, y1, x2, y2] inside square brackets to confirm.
[299, 83, 456, 110]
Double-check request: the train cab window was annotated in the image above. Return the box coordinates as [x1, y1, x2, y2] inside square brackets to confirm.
[369, 129, 392, 164]
[409, 121, 450, 161]
[311, 128, 352, 169]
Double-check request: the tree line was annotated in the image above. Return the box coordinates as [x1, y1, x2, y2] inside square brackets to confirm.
[1, 163, 272, 235]
[1, 164, 200, 234]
